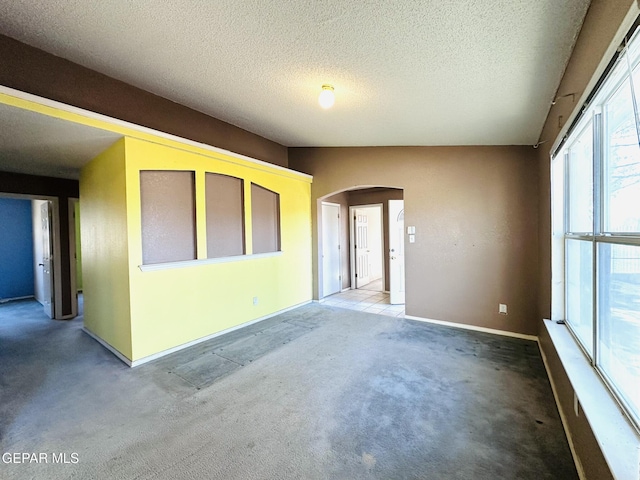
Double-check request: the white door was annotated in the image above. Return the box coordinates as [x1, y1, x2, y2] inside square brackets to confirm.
[41, 201, 54, 318]
[321, 202, 341, 297]
[355, 209, 370, 287]
[389, 200, 405, 304]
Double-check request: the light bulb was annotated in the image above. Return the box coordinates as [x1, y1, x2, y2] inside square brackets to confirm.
[318, 85, 335, 109]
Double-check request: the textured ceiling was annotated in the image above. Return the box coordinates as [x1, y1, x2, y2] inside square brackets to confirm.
[0, 103, 122, 179]
[0, 1, 591, 147]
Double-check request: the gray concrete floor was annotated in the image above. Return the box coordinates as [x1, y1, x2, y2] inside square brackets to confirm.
[0, 298, 577, 479]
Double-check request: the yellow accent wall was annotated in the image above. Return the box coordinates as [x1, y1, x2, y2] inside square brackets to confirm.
[1, 91, 312, 364]
[82, 137, 311, 362]
[80, 139, 133, 359]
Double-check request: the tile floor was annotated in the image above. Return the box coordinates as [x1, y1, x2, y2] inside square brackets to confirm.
[321, 283, 405, 318]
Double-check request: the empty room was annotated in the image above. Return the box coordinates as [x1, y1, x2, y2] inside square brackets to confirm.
[1, 1, 639, 479]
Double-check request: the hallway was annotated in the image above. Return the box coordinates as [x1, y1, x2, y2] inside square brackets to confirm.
[321, 282, 405, 317]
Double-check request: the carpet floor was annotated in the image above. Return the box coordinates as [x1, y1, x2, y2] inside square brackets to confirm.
[0, 299, 577, 479]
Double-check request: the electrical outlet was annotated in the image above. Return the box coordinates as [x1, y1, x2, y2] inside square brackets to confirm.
[253, 296, 258, 306]
[499, 304, 508, 315]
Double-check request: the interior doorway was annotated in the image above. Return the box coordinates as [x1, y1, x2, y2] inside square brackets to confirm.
[350, 204, 384, 292]
[37, 200, 55, 318]
[0, 193, 79, 319]
[321, 202, 342, 297]
[317, 187, 404, 304]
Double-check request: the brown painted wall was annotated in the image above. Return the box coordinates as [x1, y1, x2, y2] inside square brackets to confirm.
[0, 34, 288, 168]
[534, 2, 637, 479]
[290, 146, 539, 336]
[0, 172, 79, 317]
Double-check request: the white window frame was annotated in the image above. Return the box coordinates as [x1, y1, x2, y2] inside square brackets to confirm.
[552, 27, 640, 433]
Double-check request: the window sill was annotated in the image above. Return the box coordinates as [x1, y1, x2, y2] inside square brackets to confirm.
[138, 251, 283, 272]
[543, 319, 640, 480]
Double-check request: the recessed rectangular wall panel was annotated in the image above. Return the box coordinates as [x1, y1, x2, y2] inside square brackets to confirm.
[251, 183, 280, 254]
[206, 173, 245, 258]
[140, 170, 196, 264]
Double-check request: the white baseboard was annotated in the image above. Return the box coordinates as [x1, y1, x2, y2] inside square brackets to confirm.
[403, 314, 538, 342]
[82, 327, 133, 366]
[0, 295, 35, 304]
[83, 300, 312, 368]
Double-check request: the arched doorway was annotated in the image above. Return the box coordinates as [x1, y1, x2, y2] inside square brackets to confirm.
[317, 186, 405, 303]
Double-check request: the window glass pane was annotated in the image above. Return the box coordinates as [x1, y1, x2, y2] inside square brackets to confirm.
[251, 183, 280, 254]
[551, 155, 565, 236]
[566, 239, 593, 355]
[568, 122, 593, 233]
[604, 77, 640, 233]
[140, 171, 196, 264]
[597, 242, 640, 423]
[205, 173, 245, 258]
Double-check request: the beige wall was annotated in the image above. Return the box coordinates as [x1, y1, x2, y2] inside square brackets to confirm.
[289, 146, 539, 336]
[534, 2, 638, 479]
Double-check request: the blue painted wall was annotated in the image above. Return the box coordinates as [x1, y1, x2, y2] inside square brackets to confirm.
[0, 198, 34, 300]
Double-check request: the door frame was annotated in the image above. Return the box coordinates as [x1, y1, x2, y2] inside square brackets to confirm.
[388, 199, 406, 305]
[321, 201, 342, 298]
[0, 193, 64, 318]
[349, 203, 384, 290]
[68, 198, 80, 318]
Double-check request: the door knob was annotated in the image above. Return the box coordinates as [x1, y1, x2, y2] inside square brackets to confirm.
[38, 263, 44, 266]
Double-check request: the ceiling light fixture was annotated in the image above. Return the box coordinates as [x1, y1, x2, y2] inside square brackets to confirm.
[318, 84, 335, 109]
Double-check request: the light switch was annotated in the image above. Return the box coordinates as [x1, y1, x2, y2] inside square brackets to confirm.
[407, 226, 416, 234]
[409, 234, 415, 243]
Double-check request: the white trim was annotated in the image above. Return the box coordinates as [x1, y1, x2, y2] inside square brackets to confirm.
[0, 295, 35, 303]
[0, 85, 312, 182]
[404, 314, 539, 342]
[139, 251, 283, 272]
[83, 300, 312, 367]
[349, 203, 384, 290]
[320, 201, 342, 298]
[341, 287, 351, 293]
[538, 334, 587, 480]
[541, 319, 640, 480]
[82, 327, 133, 366]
